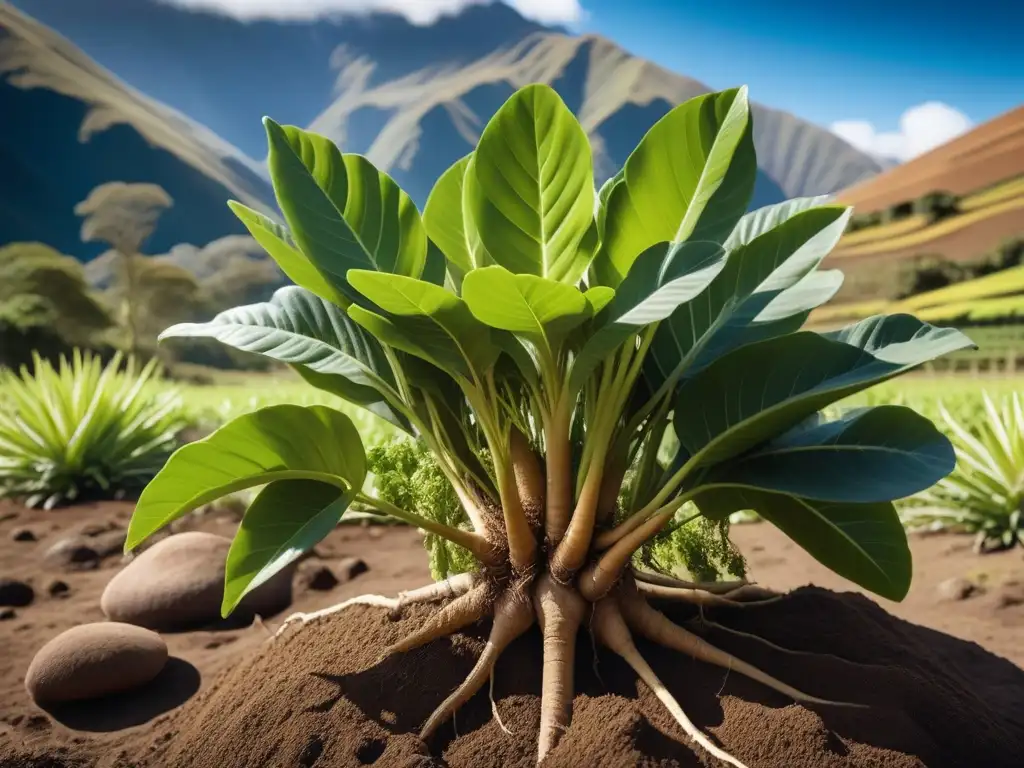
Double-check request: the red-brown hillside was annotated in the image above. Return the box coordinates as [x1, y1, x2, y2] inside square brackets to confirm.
[839, 105, 1024, 213]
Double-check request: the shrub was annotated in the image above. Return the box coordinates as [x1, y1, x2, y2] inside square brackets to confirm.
[914, 191, 960, 223]
[846, 211, 883, 232]
[367, 438, 478, 580]
[903, 393, 1024, 552]
[883, 200, 915, 223]
[124, 85, 968, 765]
[0, 350, 186, 509]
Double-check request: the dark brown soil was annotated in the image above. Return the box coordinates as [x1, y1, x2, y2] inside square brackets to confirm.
[122, 589, 1024, 768]
[4, 500, 1024, 767]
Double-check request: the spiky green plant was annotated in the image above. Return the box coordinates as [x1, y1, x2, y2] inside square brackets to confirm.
[125, 85, 970, 766]
[903, 392, 1024, 552]
[0, 350, 185, 509]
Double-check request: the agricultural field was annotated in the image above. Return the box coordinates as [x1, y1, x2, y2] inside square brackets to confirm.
[834, 191, 1024, 259]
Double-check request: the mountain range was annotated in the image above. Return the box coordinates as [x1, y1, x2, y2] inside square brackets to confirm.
[2, 0, 885, 266]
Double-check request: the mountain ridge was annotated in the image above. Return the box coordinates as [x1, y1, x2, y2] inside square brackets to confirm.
[0, 3, 275, 259]
[11, 0, 884, 211]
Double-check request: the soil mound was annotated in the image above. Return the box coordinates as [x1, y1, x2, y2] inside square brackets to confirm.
[138, 586, 1024, 768]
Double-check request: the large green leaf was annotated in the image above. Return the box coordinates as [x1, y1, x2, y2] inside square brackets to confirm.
[569, 239, 727, 394]
[696, 487, 911, 601]
[227, 201, 344, 306]
[467, 84, 595, 284]
[679, 268, 845, 378]
[424, 155, 474, 276]
[674, 315, 974, 467]
[707, 405, 956, 503]
[158, 286, 408, 429]
[347, 271, 499, 379]
[423, 240, 448, 287]
[646, 200, 850, 392]
[126, 405, 366, 549]
[160, 286, 393, 390]
[222, 479, 356, 616]
[264, 120, 426, 303]
[595, 88, 756, 285]
[462, 266, 590, 349]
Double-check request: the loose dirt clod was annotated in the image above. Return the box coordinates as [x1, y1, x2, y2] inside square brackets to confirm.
[132, 588, 1024, 768]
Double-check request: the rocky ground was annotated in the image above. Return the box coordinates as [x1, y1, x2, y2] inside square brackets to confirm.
[1, 499, 1023, 766]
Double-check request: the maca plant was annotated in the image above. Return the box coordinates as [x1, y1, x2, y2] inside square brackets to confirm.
[125, 85, 973, 766]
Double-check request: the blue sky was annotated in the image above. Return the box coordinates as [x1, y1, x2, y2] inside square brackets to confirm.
[143, 0, 1024, 160]
[577, 0, 1022, 132]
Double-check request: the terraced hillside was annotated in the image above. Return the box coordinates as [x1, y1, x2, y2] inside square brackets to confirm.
[828, 106, 1024, 303]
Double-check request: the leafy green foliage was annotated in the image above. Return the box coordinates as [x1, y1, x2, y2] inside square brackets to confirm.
[0, 350, 185, 509]
[125, 83, 967, 610]
[904, 393, 1024, 552]
[638, 516, 746, 583]
[367, 439, 476, 580]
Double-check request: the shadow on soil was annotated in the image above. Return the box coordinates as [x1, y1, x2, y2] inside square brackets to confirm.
[322, 587, 1024, 767]
[41, 657, 201, 732]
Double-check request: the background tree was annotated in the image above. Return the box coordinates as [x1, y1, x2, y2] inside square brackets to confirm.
[0, 242, 113, 368]
[74, 182, 173, 353]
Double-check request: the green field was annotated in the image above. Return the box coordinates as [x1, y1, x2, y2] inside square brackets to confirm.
[157, 371, 400, 445]
[164, 369, 1020, 447]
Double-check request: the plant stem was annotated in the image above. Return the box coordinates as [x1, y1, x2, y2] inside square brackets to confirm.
[355, 492, 499, 566]
[544, 396, 573, 546]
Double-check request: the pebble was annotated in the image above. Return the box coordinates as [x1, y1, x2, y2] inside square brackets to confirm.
[43, 537, 100, 571]
[0, 607, 15, 620]
[24, 622, 168, 704]
[101, 532, 293, 630]
[298, 563, 339, 592]
[46, 580, 70, 598]
[336, 557, 369, 582]
[0, 578, 35, 607]
[9, 527, 37, 542]
[936, 577, 978, 602]
[995, 581, 1024, 609]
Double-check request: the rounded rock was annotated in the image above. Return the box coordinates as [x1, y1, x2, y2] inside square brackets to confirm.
[101, 531, 293, 631]
[25, 622, 167, 705]
[0, 578, 34, 607]
[10, 527, 37, 542]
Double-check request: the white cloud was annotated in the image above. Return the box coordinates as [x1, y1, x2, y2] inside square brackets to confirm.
[158, 0, 583, 25]
[831, 102, 973, 163]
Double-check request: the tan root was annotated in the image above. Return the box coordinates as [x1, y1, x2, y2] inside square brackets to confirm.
[386, 583, 493, 657]
[632, 570, 750, 594]
[591, 596, 750, 768]
[419, 588, 535, 740]
[393, 572, 480, 615]
[618, 589, 855, 708]
[533, 574, 588, 762]
[274, 593, 399, 638]
[635, 579, 782, 607]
